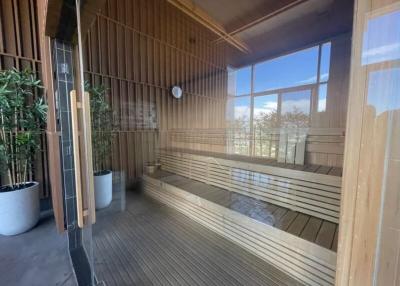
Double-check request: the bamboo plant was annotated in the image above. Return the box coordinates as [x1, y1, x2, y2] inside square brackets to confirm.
[85, 81, 114, 175]
[0, 68, 47, 191]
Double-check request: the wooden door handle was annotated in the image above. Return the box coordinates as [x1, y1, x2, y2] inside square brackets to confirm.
[82, 92, 96, 224]
[70, 90, 96, 228]
[70, 90, 84, 228]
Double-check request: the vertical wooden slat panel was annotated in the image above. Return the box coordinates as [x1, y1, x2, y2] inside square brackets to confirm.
[82, 0, 227, 187]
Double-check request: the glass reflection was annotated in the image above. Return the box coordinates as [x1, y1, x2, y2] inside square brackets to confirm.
[362, 9, 400, 65]
[320, 42, 331, 81]
[253, 94, 279, 158]
[318, 83, 328, 112]
[281, 90, 311, 127]
[367, 68, 400, 115]
[228, 66, 252, 96]
[227, 97, 251, 155]
[254, 46, 319, 92]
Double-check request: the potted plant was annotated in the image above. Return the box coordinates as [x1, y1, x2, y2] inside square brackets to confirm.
[0, 69, 47, 236]
[85, 82, 114, 209]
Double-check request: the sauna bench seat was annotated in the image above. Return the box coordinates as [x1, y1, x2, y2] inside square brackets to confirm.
[159, 148, 343, 177]
[147, 170, 338, 251]
[143, 170, 338, 286]
[157, 148, 342, 223]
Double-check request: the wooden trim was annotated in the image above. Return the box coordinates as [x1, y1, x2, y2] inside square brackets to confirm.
[214, 0, 308, 42]
[82, 92, 96, 224]
[336, 1, 400, 285]
[70, 90, 84, 228]
[167, 0, 250, 53]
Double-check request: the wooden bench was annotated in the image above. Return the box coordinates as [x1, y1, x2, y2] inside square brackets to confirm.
[157, 148, 342, 223]
[143, 171, 337, 286]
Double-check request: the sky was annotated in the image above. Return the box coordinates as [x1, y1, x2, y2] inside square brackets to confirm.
[253, 46, 318, 93]
[367, 68, 400, 115]
[363, 9, 400, 115]
[228, 43, 331, 121]
[229, 8, 400, 123]
[230, 43, 330, 96]
[362, 10, 400, 65]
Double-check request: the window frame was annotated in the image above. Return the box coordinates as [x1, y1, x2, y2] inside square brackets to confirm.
[227, 41, 331, 157]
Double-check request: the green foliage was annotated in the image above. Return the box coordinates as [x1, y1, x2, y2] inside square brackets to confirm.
[85, 81, 114, 174]
[0, 68, 47, 189]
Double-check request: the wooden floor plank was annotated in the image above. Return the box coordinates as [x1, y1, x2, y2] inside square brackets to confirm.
[315, 221, 337, 250]
[328, 167, 342, 177]
[316, 166, 332, 175]
[287, 214, 310, 236]
[93, 193, 300, 286]
[272, 207, 288, 224]
[331, 226, 339, 252]
[275, 210, 298, 230]
[300, 217, 323, 242]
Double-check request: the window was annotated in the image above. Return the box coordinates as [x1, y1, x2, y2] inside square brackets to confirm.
[228, 66, 252, 96]
[227, 97, 251, 155]
[254, 47, 319, 93]
[362, 9, 400, 65]
[320, 42, 331, 81]
[227, 41, 332, 157]
[318, 84, 328, 112]
[317, 42, 331, 112]
[281, 90, 311, 127]
[253, 95, 278, 157]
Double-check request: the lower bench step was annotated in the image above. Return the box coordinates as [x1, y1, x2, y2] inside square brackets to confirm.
[143, 174, 337, 286]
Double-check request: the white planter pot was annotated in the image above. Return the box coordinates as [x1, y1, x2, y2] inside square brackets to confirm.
[94, 171, 113, 209]
[0, 182, 40, 236]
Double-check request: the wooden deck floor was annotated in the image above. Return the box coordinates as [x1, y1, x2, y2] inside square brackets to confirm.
[160, 148, 343, 177]
[93, 192, 301, 286]
[151, 170, 338, 251]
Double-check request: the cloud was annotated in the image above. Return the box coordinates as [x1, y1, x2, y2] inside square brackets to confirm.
[362, 43, 400, 65]
[295, 73, 329, 85]
[254, 101, 277, 117]
[318, 98, 326, 112]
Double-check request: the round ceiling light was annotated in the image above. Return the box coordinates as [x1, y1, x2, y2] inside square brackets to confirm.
[171, 86, 183, 99]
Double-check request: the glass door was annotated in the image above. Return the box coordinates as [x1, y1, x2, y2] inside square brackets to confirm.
[55, 1, 96, 285]
[68, 1, 127, 285]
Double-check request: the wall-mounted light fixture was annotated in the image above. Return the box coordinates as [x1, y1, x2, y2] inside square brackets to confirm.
[171, 86, 183, 99]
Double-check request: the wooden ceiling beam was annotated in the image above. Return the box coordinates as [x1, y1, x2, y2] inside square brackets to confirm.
[214, 0, 308, 44]
[167, 0, 250, 53]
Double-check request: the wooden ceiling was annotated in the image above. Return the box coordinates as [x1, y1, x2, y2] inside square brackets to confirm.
[186, 0, 354, 67]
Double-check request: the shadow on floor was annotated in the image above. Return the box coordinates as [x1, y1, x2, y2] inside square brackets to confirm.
[0, 214, 76, 286]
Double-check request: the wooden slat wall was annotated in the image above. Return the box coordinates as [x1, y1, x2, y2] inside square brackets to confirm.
[82, 0, 228, 187]
[0, 0, 50, 198]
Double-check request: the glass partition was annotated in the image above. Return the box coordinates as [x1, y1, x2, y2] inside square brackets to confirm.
[227, 42, 333, 158]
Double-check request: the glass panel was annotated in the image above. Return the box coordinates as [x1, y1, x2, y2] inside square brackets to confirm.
[253, 94, 279, 158]
[254, 46, 319, 92]
[281, 89, 311, 127]
[362, 9, 400, 65]
[227, 96, 251, 155]
[349, 3, 400, 284]
[318, 83, 328, 112]
[76, 0, 95, 284]
[320, 42, 331, 82]
[228, 66, 252, 96]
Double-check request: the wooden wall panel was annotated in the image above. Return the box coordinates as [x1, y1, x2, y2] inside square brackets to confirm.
[0, 0, 50, 198]
[83, 0, 228, 187]
[336, 1, 400, 285]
